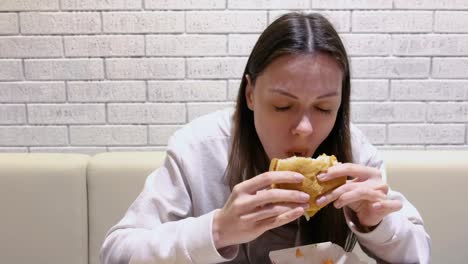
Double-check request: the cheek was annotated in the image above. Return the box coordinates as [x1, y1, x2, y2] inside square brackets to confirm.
[314, 115, 338, 140]
[253, 111, 287, 153]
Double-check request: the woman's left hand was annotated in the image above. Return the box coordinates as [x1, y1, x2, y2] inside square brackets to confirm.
[315, 163, 403, 230]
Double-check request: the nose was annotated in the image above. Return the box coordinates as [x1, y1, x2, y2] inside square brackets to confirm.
[292, 114, 313, 136]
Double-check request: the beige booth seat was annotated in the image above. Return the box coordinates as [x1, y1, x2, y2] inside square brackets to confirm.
[382, 150, 468, 264]
[87, 152, 165, 264]
[0, 153, 89, 264]
[0, 150, 467, 263]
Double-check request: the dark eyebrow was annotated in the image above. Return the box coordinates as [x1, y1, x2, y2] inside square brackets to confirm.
[270, 88, 339, 100]
[317, 91, 339, 99]
[270, 88, 298, 99]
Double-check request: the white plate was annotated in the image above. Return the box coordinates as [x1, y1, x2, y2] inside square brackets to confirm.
[269, 242, 367, 264]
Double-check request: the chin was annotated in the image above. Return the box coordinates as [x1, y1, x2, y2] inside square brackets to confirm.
[267, 153, 286, 160]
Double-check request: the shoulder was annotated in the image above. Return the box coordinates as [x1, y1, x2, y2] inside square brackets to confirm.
[168, 107, 234, 153]
[350, 124, 383, 169]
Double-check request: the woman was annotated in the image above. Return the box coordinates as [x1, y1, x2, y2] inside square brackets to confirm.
[101, 13, 430, 263]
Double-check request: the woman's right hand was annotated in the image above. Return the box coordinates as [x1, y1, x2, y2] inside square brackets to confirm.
[212, 171, 310, 249]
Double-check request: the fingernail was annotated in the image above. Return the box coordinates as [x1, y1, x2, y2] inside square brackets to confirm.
[373, 202, 382, 209]
[316, 196, 327, 205]
[294, 174, 304, 182]
[317, 173, 327, 181]
[300, 193, 310, 201]
[301, 203, 310, 209]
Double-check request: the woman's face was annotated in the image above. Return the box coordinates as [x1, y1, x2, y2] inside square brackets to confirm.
[246, 53, 343, 160]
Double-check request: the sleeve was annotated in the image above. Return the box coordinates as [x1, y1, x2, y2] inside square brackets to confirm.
[346, 125, 431, 263]
[100, 144, 239, 264]
[345, 190, 431, 264]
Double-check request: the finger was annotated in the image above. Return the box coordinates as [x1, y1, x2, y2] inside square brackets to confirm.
[333, 188, 387, 209]
[318, 163, 381, 182]
[374, 183, 389, 195]
[255, 206, 304, 231]
[316, 180, 387, 207]
[251, 188, 310, 208]
[240, 202, 309, 222]
[316, 181, 359, 207]
[239, 171, 304, 194]
[372, 200, 403, 214]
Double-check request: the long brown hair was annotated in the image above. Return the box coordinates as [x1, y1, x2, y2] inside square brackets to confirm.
[225, 13, 355, 251]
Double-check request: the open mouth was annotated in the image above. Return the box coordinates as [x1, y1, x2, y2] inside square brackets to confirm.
[287, 151, 308, 157]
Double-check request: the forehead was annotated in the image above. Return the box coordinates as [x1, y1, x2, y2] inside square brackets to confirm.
[256, 53, 343, 96]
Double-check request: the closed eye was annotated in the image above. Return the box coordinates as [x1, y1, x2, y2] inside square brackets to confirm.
[274, 106, 291, 112]
[316, 107, 332, 114]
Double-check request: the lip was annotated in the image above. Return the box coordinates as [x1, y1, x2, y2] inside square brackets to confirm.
[286, 148, 311, 158]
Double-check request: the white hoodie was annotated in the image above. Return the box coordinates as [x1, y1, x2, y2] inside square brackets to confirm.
[101, 108, 431, 264]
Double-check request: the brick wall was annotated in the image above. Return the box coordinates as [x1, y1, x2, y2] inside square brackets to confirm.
[0, 0, 467, 153]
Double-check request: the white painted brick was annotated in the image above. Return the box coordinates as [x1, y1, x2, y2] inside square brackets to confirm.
[228, 80, 241, 101]
[149, 125, 181, 145]
[352, 11, 432, 33]
[148, 80, 226, 101]
[25, 59, 104, 80]
[354, 124, 386, 144]
[103, 12, 184, 33]
[393, 34, 468, 56]
[0, 13, 18, 34]
[68, 81, 146, 102]
[388, 124, 465, 144]
[29, 147, 106, 154]
[64, 35, 144, 57]
[187, 57, 248, 79]
[70, 125, 147, 145]
[0, 147, 28, 153]
[321, 11, 351, 33]
[269, 11, 350, 32]
[427, 103, 468, 123]
[0, 126, 67, 146]
[0, 37, 63, 58]
[435, 12, 468, 32]
[432, 58, 468, 78]
[351, 102, 426, 123]
[341, 34, 391, 56]
[228, 0, 309, 9]
[108, 103, 186, 124]
[145, 0, 225, 9]
[228, 34, 260, 55]
[108, 146, 167, 152]
[377, 145, 425, 150]
[28, 104, 105, 124]
[0, 82, 66, 103]
[351, 58, 430, 78]
[351, 80, 388, 101]
[391, 80, 468, 101]
[0, 104, 26, 124]
[146, 35, 226, 56]
[312, 0, 392, 9]
[0, 0, 58, 11]
[0, 60, 23, 81]
[188, 102, 235, 121]
[62, 0, 141, 10]
[187, 11, 267, 33]
[106, 58, 184, 80]
[394, 0, 468, 9]
[20, 12, 101, 34]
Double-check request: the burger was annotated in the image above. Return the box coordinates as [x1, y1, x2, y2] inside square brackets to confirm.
[269, 154, 345, 220]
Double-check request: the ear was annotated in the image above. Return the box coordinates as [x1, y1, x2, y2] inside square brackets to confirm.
[245, 74, 255, 111]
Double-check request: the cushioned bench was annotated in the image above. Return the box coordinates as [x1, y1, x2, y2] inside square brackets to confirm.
[0, 150, 467, 264]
